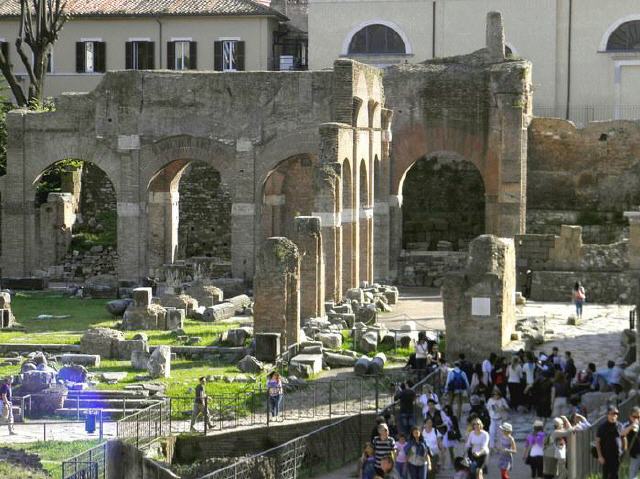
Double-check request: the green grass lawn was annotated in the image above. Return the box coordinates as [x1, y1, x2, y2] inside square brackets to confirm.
[0, 292, 239, 346]
[2, 440, 102, 479]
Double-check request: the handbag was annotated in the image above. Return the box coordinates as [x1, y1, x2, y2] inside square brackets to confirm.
[1, 402, 9, 420]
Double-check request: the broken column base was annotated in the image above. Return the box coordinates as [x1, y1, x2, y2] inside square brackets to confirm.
[255, 333, 281, 362]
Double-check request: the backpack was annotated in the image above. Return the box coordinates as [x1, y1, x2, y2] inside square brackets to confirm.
[449, 370, 466, 392]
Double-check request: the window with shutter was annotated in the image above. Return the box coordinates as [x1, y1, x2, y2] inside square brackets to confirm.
[85, 41, 95, 73]
[125, 42, 133, 69]
[236, 41, 245, 71]
[144, 41, 155, 69]
[167, 41, 176, 70]
[220, 40, 243, 71]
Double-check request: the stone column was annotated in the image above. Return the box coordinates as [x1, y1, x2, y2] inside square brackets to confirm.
[314, 162, 342, 302]
[147, 190, 179, 273]
[486, 11, 506, 62]
[117, 147, 147, 282]
[388, 194, 403, 280]
[292, 216, 325, 320]
[38, 192, 74, 269]
[233, 139, 256, 281]
[253, 237, 301, 347]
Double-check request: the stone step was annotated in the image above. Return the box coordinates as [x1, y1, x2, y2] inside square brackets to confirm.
[0, 343, 81, 354]
[63, 398, 161, 410]
[54, 407, 146, 419]
[67, 389, 150, 398]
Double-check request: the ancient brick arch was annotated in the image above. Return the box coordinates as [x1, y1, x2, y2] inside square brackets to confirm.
[1, 60, 387, 290]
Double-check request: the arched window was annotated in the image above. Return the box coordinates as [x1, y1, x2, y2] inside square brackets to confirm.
[348, 24, 406, 55]
[607, 20, 640, 51]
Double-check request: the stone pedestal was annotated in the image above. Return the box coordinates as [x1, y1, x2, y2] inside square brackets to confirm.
[254, 237, 301, 347]
[255, 333, 281, 362]
[442, 235, 516, 362]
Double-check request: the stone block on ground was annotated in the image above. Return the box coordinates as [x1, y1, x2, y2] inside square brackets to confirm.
[60, 353, 100, 367]
[159, 294, 199, 317]
[116, 340, 149, 361]
[238, 355, 264, 374]
[106, 299, 132, 317]
[84, 274, 118, 298]
[332, 304, 352, 314]
[20, 370, 55, 392]
[354, 356, 371, 376]
[165, 308, 186, 330]
[80, 327, 125, 359]
[355, 304, 377, 325]
[147, 346, 171, 378]
[301, 345, 323, 355]
[367, 353, 387, 375]
[289, 361, 313, 378]
[383, 288, 399, 305]
[323, 351, 357, 368]
[203, 303, 236, 322]
[255, 333, 281, 362]
[346, 288, 364, 303]
[122, 303, 167, 330]
[132, 287, 152, 308]
[358, 331, 378, 353]
[131, 350, 150, 370]
[227, 294, 252, 312]
[58, 365, 88, 383]
[221, 327, 253, 347]
[101, 372, 128, 384]
[290, 353, 323, 376]
[317, 332, 342, 349]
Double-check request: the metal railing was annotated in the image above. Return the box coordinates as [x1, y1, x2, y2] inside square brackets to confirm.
[196, 369, 439, 479]
[115, 399, 170, 448]
[568, 391, 640, 478]
[169, 369, 429, 435]
[61, 441, 107, 479]
[534, 104, 640, 128]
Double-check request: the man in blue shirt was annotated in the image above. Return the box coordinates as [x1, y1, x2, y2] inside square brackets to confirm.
[0, 376, 16, 435]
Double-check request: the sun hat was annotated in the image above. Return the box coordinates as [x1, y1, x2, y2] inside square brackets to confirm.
[533, 419, 544, 428]
[500, 422, 513, 433]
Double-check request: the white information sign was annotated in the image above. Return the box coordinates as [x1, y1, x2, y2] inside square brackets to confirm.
[471, 297, 491, 316]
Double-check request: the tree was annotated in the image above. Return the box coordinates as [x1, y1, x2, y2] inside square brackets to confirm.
[0, 0, 68, 107]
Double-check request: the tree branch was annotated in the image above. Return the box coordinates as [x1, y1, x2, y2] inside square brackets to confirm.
[0, 49, 27, 106]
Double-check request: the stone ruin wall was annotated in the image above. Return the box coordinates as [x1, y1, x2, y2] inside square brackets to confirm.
[527, 117, 640, 244]
[516, 225, 638, 303]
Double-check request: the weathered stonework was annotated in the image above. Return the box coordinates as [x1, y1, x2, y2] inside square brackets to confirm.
[253, 237, 301, 347]
[292, 216, 325, 320]
[442, 235, 516, 362]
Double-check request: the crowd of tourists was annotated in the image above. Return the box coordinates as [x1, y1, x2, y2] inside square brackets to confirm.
[359, 334, 636, 479]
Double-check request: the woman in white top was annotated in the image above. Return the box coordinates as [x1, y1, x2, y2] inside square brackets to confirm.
[418, 385, 439, 418]
[415, 338, 429, 373]
[465, 418, 490, 479]
[422, 417, 443, 473]
[506, 356, 524, 411]
[487, 388, 510, 448]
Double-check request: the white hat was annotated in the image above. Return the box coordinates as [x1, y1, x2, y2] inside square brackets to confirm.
[500, 422, 513, 433]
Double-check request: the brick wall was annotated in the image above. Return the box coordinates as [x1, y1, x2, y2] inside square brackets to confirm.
[177, 162, 232, 260]
[80, 162, 117, 221]
[527, 118, 640, 243]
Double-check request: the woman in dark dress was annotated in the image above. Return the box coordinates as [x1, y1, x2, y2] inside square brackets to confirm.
[532, 371, 553, 420]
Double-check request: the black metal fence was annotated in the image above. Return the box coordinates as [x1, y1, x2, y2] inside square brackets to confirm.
[568, 392, 640, 479]
[61, 441, 107, 479]
[170, 369, 428, 434]
[195, 369, 439, 479]
[115, 399, 171, 448]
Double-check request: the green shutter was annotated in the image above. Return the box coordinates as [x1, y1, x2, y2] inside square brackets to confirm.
[145, 41, 155, 69]
[214, 41, 223, 71]
[95, 42, 106, 72]
[189, 41, 197, 70]
[125, 42, 133, 69]
[236, 41, 245, 71]
[167, 41, 175, 70]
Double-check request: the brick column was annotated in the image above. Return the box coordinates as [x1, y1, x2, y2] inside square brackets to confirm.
[253, 237, 301, 347]
[314, 162, 342, 303]
[293, 216, 325, 320]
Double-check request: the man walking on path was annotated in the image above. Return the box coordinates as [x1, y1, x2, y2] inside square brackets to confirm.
[190, 376, 213, 431]
[596, 405, 625, 479]
[1, 376, 16, 435]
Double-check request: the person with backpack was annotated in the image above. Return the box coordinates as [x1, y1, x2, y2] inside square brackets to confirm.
[446, 361, 470, 420]
[425, 399, 449, 437]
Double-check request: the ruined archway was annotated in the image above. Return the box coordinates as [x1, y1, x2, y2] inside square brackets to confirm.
[261, 154, 319, 240]
[32, 159, 117, 279]
[400, 154, 485, 251]
[146, 158, 231, 273]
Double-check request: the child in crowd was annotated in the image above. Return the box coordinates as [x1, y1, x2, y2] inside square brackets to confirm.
[394, 432, 408, 478]
[453, 456, 471, 479]
[360, 443, 377, 479]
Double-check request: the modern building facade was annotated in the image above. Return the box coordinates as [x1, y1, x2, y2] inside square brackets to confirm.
[0, 0, 307, 99]
[309, 0, 640, 124]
